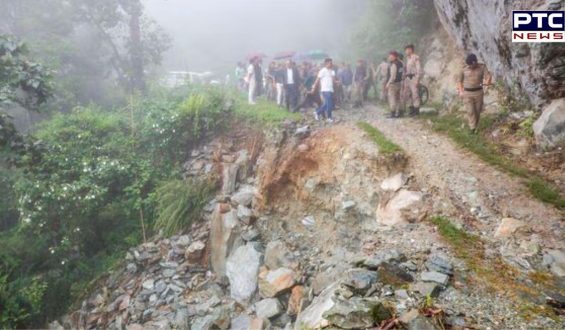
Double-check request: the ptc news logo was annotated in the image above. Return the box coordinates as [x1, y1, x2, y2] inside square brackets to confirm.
[512, 11, 564, 42]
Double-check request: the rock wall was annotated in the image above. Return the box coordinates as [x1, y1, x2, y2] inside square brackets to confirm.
[433, 0, 565, 108]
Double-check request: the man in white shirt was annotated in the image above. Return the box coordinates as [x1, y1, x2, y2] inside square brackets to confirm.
[311, 58, 337, 122]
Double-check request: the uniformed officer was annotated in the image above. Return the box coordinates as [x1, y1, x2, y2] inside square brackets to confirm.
[403, 44, 422, 116]
[457, 54, 492, 133]
[386, 51, 404, 118]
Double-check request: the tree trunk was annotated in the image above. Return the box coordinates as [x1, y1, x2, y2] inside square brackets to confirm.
[128, 0, 145, 93]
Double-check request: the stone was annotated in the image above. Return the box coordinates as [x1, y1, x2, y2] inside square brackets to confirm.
[294, 283, 339, 330]
[363, 249, 405, 269]
[377, 263, 414, 285]
[395, 289, 410, 300]
[259, 268, 296, 298]
[380, 173, 407, 192]
[230, 314, 252, 330]
[287, 285, 305, 316]
[185, 241, 206, 264]
[341, 200, 356, 211]
[408, 315, 438, 330]
[249, 318, 269, 330]
[376, 190, 423, 226]
[419, 107, 438, 115]
[174, 308, 190, 329]
[255, 298, 283, 319]
[264, 240, 296, 270]
[545, 291, 565, 308]
[341, 268, 379, 293]
[425, 254, 454, 275]
[237, 205, 253, 224]
[421, 271, 449, 286]
[312, 266, 346, 295]
[222, 163, 239, 195]
[410, 282, 441, 298]
[494, 217, 526, 238]
[142, 279, 155, 291]
[533, 98, 565, 148]
[302, 215, 316, 227]
[241, 228, 260, 241]
[226, 244, 262, 303]
[295, 125, 310, 137]
[177, 235, 191, 246]
[322, 297, 392, 329]
[297, 144, 309, 152]
[231, 185, 255, 207]
[399, 309, 420, 324]
[543, 249, 565, 277]
[210, 207, 240, 276]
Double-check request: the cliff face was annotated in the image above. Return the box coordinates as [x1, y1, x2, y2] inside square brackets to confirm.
[433, 0, 565, 108]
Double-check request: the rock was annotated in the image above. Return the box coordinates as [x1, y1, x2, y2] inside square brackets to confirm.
[407, 315, 438, 330]
[545, 291, 565, 308]
[341, 200, 357, 211]
[395, 289, 410, 300]
[255, 298, 283, 319]
[494, 217, 526, 238]
[399, 309, 420, 324]
[264, 240, 296, 270]
[425, 254, 454, 275]
[177, 235, 191, 246]
[231, 185, 255, 207]
[421, 271, 449, 286]
[174, 308, 190, 329]
[259, 268, 296, 298]
[226, 244, 262, 303]
[297, 144, 309, 152]
[142, 279, 155, 291]
[241, 228, 260, 242]
[543, 249, 565, 277]
[287, 285, 305, 316]
[302, 215, 316, 227]
[376, 190, 423, 226]
[410, 282, 441, 298]
[342, 269, 379, 294]
[312, 266, 346, 295]
[222, 163, 239, 195]
[295, 125, 310, 137]
[533, 98, 565, 148]
[377, 263, 414, 285]
[237, 205, 253, 224]
[249, 318, 269, 330]
[294, 283, 339, 330]
[363, 249, 405, 269]
[380, 173, 407, 192]
[419, 107, 438, 115]
[231, 314, 252, 330]
[185, 241, 206, 264]
[210, 207, 240, 276]
[322, 297, 392, 329]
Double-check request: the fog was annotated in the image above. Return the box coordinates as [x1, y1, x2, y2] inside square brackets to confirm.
[144, 0, 368, 73]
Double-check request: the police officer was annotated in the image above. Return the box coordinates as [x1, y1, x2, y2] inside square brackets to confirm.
[386, 51, 404, 118]
[457, 54, 492, 133]
[403, 44, 422, 116]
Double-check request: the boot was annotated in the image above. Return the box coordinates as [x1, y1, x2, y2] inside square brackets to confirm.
[414, 107, 420, 116]
[408, 106, 415, 117]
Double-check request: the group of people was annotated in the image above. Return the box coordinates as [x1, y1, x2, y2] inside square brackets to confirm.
[236, 44, 492, 132]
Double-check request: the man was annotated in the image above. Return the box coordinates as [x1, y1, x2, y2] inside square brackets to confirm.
[337, 63, 353, 102]
[386, 51, 404, 118]
[353, 60, 368, 108]
[403, 44, 423, 116]
[274, 62, 285, 107]
[284, 60, 301, 111]
[457, 53, 492, 133]
[246, 57, 263, 105]
[376, 58, 390, 102]
[312, 58, 337, 122]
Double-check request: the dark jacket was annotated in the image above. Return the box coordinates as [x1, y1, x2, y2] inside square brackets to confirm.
[283, 67, 302, 86]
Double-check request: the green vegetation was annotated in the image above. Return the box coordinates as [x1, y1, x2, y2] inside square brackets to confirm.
[154, 178, 216, 236]
[423, 113, 565, 210]
[234, 98, 302, 125]
[357, 121, 403, 155]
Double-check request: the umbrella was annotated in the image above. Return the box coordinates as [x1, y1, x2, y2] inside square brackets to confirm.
[272, 51, 296, 60]
[246, 52, 267, 60]
[306, 50, 330, 60]
[292, 52, 310, 62]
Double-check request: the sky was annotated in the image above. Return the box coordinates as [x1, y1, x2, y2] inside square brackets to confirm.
[144, 0, 368, 73]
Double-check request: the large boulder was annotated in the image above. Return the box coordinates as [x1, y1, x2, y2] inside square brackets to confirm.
[294, 283, 339, 330]
[258, 268, 296, 298]
[226, 244, 262, 303]
[533, 98, 565, 149]
[376, 190, 423, 226]
[210, 208, 240, 276]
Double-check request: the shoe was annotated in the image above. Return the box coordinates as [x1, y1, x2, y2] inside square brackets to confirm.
[327, 118, 334, 123]
[414, 107, 420, 116]
[314, 111, 320, 121]
[408, 106, 415, 117]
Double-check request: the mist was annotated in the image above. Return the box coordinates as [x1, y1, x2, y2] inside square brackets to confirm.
[144, 0, 368, 73]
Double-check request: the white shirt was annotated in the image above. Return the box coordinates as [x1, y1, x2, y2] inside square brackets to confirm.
[286, 68, 294, 84]
[318, 68, 335, 92]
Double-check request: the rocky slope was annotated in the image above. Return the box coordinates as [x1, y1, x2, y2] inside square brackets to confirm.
[51, 116, 564, 330]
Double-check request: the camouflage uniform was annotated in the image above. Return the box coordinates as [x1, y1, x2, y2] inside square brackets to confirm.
[458, 63, 491, 130]
[403, 54, 422, 115]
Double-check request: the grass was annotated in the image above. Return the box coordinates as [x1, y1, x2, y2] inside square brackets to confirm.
[234, 97, 302, 125]
[422, 113, 565, 210]
[430, 216, 562, 321]
[357, 121, 403, 155]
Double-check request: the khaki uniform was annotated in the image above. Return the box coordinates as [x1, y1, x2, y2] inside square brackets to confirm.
[377, 62, 390, 102]
[459, 64, 490, 130]
[387, 61, 403, 116]
[403, 54, 422, 109]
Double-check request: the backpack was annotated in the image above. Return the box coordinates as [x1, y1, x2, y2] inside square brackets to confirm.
[387, 60, 404, 83]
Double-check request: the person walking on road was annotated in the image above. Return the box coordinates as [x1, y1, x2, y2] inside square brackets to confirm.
[312, 58, 338, 122]
[457, 53, 492, 133]
[403, 44, 422, 116]
[386, 51, 404, 118]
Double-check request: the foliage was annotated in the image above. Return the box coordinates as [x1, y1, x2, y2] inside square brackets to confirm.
[357, 121, 403, 155]
[351, 0, 436, 62]
[234, 97, 302, 125]
[154, 178, 216, 237]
